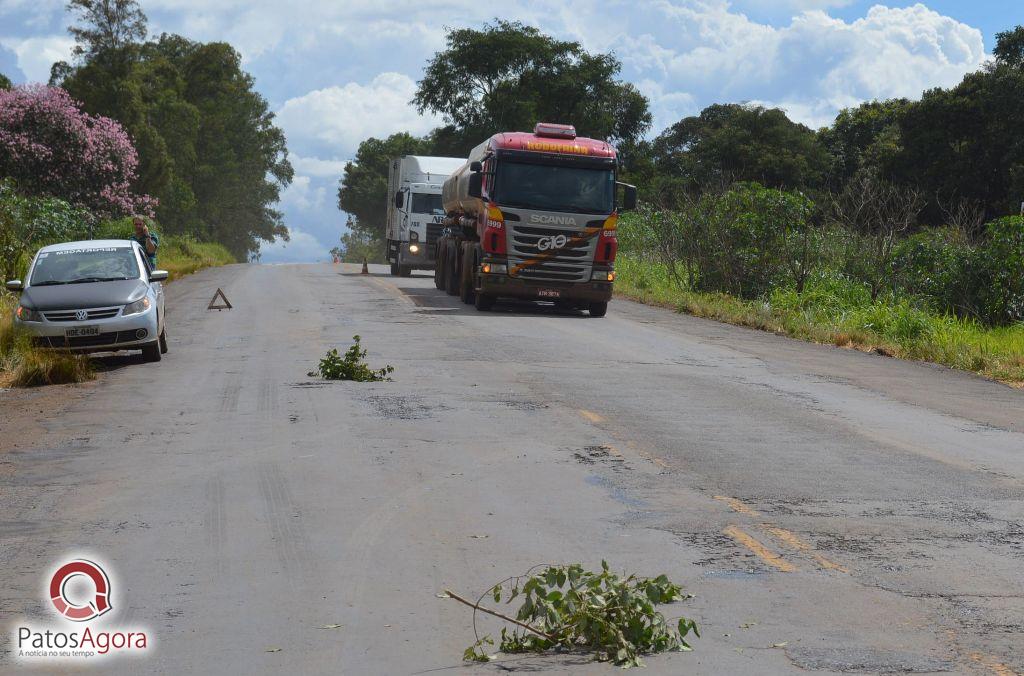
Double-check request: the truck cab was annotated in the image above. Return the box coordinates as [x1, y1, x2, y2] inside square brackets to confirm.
[386, 156, 464, 276]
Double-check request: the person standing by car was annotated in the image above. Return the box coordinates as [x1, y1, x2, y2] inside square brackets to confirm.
[131, 216, 159, 268]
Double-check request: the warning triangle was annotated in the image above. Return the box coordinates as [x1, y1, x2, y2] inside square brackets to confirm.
[207, 288, 233, 310]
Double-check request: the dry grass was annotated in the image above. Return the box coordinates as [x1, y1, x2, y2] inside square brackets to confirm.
[0, 291, 94, 388]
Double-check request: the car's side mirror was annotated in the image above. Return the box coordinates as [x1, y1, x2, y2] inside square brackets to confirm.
[470, 161, 482, 172]
[619, 183, 638, 211]
[467, 172, 483, 199]
[150, 270, 169, 282]
[394, 191, 404, 209]
[5, 280, 23, 291]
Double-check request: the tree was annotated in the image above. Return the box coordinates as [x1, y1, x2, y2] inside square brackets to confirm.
[0, 84, 154, 217]
[819, 99, 910, 186]
[994, 26, 1024, 68]
[337, 132, 433, 249]
[66, 0, 147, 60]
[651, 104, 830, 194]
[0, 73, 11, 90]
[413, 20, 650, 151]
[332, 227, 386, 264]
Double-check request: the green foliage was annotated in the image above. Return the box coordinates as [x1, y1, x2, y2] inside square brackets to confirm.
[994, 26, 1024, 68]
[650, 104, 830, 193]
[0, 179, 91, 281]
[0, 72, 11, 90]
[58, 3, 293, 259]
[308, 335, 394, 382]
[979, 216, 1024, 323]
[331, 230, 385, 264]
[337, 133, 432, 244]
[414, 20, 651, 152]
[0, 291, 94, 387]
[462, 562, 698, 668]
[819, 99, 910, 185]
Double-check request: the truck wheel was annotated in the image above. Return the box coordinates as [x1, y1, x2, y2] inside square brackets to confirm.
[400, 264, 412, 277]
[474, 290, 495, 311]
[588, 301, 608, 318]
[459, 242, 476, 304]
[445, 241, 460, 296]
[434, 243, 446, 289]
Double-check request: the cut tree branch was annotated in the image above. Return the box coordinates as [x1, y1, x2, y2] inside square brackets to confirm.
[442, 589, 558, 643]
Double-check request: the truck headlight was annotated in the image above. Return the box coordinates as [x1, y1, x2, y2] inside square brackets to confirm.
[409, 244, 420, 254]
[592, 270, 616, 282]
[123, 297, 151, 316]
[482, 263, 507, 274]
[15, 305, 42, 322]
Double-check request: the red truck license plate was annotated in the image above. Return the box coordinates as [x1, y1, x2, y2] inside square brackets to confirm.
[538, 289, 561, 298]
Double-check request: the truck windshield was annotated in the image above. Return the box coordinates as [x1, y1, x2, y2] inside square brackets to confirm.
[495, 162, 614, 214]
[30, 247, 139, 285]
[411, 193, 444, 215]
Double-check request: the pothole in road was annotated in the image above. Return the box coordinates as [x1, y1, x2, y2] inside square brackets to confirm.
[365, 395, 442, 420]
[786, 646, 954, 673]
[572, 445, 628, 471]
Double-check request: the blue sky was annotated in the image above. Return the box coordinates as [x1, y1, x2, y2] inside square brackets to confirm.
[0, 1, 1015, 262]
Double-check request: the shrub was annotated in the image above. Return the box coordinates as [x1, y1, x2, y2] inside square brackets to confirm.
[978, 216, 1024, 324]
[0, 179, 91, 281]
[308, 335, 393, 382]
[891, 227, 981, 317]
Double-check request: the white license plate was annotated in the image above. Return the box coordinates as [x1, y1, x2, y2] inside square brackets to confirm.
[538, 289, 561, 299]
[65, 326, 99, 338]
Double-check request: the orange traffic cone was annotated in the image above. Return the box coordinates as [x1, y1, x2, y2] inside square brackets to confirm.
[361, 258, 369, 275]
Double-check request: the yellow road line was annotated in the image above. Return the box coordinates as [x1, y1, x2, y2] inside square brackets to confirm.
[714, 495, 762, 517]
[625, 440, 669, 469]
[762, 525, 849, 573]
[723, 525, 797, 572]
[578, 409, 604, 424]
[970, 652, 1020, 676]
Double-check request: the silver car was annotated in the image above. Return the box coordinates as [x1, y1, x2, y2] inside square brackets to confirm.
[6, 240, 169, 362]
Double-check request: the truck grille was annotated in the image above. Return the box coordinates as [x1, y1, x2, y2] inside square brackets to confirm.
[508, 223, 595, 283]
[43, 307, 122, 322]
[426, 223, 444, 245]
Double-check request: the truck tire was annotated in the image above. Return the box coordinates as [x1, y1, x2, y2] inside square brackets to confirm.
[390, 260, 399, 276]
[588, 301, 608, 318]
[474, 290, 495, 311]
[400, 264, 412, 277]
[445, 240, 460, 296]
[459, 242, 476, 304]
[434, 242, 446, 289]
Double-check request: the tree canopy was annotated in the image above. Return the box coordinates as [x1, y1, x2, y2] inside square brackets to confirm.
[650, 104, 830, 192]
[413, 20, 651, 155]
[54, 1, 293, 258]
[0, 73, 11, 90]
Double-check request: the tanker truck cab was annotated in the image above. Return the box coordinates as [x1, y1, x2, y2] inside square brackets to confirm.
[386, 156, 464, 277]
[439, 123, 637, 316]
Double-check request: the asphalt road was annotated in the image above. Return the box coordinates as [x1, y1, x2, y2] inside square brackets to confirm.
[1, 263, 1022, 675]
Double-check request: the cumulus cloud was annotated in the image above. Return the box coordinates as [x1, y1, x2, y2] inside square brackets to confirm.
[0, 35, 74, 83]
[276, 72, 443, 158]
[290, 154, 348, 178]
[258, 228, 329, 263]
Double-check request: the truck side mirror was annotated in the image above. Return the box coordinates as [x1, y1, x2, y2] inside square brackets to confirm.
[394, 191, 404, 209]
[619, 183, 638, 211]
[468, 172, 483, 199]
[470, 161, 482, 172]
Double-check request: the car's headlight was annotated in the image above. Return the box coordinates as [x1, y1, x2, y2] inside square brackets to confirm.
[123, 297, 151, 316]
[15, 305, 42, 322]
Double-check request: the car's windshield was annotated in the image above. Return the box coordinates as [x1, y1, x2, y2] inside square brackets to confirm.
[411, 193, 444, 215]
[495, 162, 615, 214]
[30, 247, 140, 286]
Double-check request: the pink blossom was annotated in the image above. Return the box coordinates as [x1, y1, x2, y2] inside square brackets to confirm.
[0, 84, 155, 217]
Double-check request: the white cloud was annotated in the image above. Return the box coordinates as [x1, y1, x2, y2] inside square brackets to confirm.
[275, 72, 443, 158]
[290, 154, 347, 178]
[257, 228, 329, 263]
[0, 34, 74, 82]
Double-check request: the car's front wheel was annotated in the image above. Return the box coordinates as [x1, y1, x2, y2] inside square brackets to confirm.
[142, 340, 162, 362]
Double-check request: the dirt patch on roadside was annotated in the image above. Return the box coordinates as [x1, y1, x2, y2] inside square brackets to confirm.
[0, 379, 99, 456]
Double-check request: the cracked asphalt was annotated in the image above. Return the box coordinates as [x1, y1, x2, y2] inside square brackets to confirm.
[1, 262, 1022, 675]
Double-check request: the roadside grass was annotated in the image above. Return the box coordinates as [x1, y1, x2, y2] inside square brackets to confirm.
[0, 236, 234, 388]
[0, 291, 94, 388]
[615, 257, 1024, 387]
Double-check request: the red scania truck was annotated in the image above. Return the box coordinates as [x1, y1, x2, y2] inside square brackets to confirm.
[434, 123, 637, 316]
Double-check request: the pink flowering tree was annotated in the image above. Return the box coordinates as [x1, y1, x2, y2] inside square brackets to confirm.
[0, 84, 155, 218]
